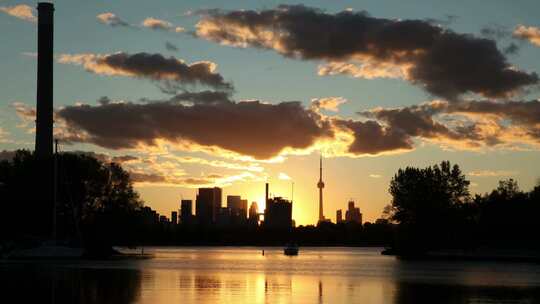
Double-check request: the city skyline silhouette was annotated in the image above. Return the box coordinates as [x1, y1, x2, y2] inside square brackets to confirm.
[1, 1, 539, 227]
[2, 3, 540, 303]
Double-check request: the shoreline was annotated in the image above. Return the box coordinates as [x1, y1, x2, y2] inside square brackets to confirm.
[383, 248, 540, 264]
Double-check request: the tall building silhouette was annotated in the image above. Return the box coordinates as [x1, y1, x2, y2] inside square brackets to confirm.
[196, 187, 222, 225]
[248, 201, 259, 225]
[35, 2, 54, 158]
[227, 195, 248, 225]
[264, 183, 292, 229]
[171, 211, 177, 225]
[345, 200, 362, 224]
[336, 209, 343, 223]
[180, 199, 193, 224]
[317, 155, 326, 223]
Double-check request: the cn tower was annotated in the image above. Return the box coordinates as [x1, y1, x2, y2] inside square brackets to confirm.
[317, 155, 325, 222]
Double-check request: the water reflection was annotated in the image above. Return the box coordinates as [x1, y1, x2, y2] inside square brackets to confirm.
[394, 282, 540, 304]
[0, 263, 141, 304]
[1, 248, 540, 303]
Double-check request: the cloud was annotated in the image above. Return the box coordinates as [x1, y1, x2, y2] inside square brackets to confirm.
[165, 90, 233, 104]
[115, 152, 265, 187]
[56, 97, 333, 160]
[96, 12, 130, 27]
[351, 99, 540, 154]
[358, 102, 476, 142]
[468, 170, 518, 177]
[131, 170, 260, 188]
[513, 25, 540, 47]
[334, 119, 413, 155]
[0, 4, 36, 22]
[278, 172, 292, 180]
[58, 52, 232, 91]
[318, 61, 405, 80]
[12, 94, 540, 159]
[165, 41, 179, 51]
[141, 17, 185, 32]
[12, 101, 36, 129]
[0, 128, 10, 143]
[369, 174, 382, 178]
[311, 97, 347, 112]
[111, 155, 139, 163]
[195, 5, 538, 100]
[162, 154, 263, 172]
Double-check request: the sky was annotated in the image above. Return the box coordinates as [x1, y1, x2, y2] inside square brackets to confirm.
[1, 0, 540, 225]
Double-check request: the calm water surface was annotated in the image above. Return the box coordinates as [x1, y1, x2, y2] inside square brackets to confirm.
[1, 247, 540, 303]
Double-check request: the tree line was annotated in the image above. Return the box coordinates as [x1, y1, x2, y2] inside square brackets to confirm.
[2, 151, 536, 255]
[385, 160, 540, 255]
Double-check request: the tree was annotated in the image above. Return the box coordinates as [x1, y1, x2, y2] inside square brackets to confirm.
[0, 150, 143, 254]
[387, 161, 470, 253]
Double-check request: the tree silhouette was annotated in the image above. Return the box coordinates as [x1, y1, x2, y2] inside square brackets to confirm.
[0, 150, 142, 255]
[387, 161, 470, 254]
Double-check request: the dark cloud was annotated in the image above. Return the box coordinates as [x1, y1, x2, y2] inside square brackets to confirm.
[167, 90, 233, 104]
[58, 52, 233, 91]
[129, 171, 167, 183]
[334, 119, 413, 154]
[111, 155, 139, 163]
[128, 169, 259, 187]
[165, 41, 179, 51]
[196, 5, 538, 99]
[57, 98, 333, 159]
[449, 100, 540, 127]
[358, 103, 479, 142]
[351, 99, 540, 154]
[448, 100, 540, 143]
[425, 15, 458, 26]
[69, 150, 139, 164]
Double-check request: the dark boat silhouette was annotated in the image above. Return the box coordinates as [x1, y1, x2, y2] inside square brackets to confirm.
[284, 243, 299, 256]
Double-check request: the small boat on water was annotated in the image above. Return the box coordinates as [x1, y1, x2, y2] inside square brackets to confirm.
[284, 243, 299, 256]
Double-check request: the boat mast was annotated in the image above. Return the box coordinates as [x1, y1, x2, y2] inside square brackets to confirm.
[53, 138, 58, 243]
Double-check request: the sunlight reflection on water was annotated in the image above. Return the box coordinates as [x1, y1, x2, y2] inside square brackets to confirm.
[1, 247, 540, 304]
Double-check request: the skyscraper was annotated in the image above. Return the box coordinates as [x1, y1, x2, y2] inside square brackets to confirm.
[227, 195, 248, 225]
[171, 211, 178, 225]
[196, 187, 222, 225]
[226, 195, 246, 217]
[317, 155, 326, 223]
[180, 199, 192, 224]
[345, 200, 362, 224]
[264, 196, 292, 229]
[264, 183, 292, 229]
[336, 209, 343, 223]
[248, 201, 259, 226]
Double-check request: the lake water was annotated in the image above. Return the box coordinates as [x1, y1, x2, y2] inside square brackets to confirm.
[1, 247, 540, 303]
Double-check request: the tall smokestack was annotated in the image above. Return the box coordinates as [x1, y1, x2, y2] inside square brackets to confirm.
[265, 183, 269, 204]
[35, 2, 54, 158]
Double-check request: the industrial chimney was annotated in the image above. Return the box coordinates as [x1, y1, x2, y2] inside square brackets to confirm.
[35, 2, 54, 158]
[265, 183, 269, 205]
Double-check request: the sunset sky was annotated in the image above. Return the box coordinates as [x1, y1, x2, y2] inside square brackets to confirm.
[1, 0, 540, 225]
